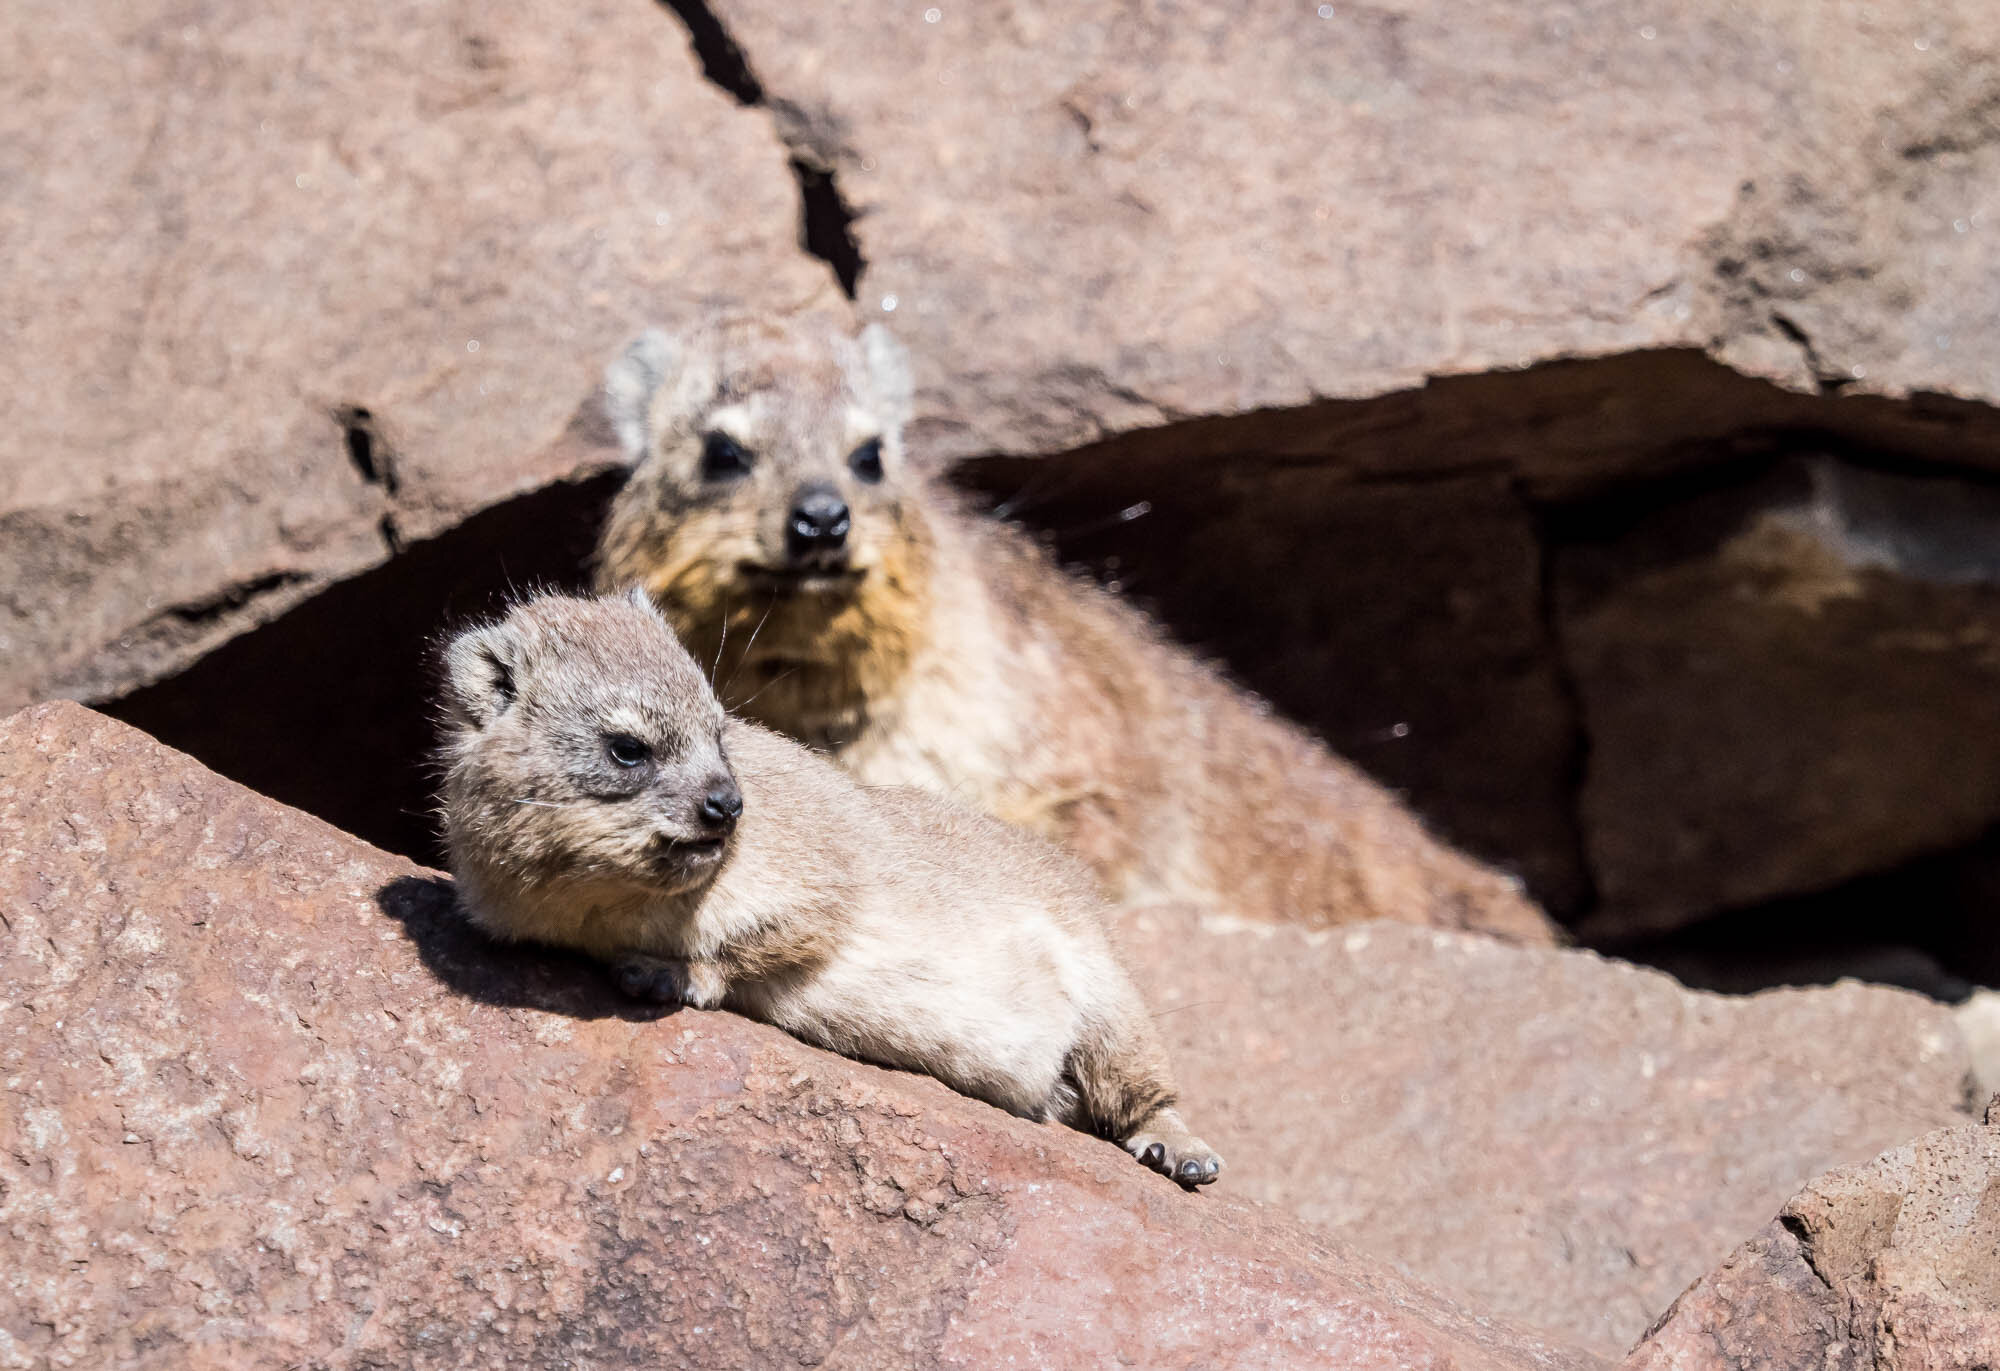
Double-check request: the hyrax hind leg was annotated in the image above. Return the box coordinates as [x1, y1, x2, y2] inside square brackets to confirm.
[1067, 974, 1223, 1188]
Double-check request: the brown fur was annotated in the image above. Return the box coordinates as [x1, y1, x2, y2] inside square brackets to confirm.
[593, 318, 1559, 943]
[595, 319, 933, 745]
[437, 592, 1221, 1185]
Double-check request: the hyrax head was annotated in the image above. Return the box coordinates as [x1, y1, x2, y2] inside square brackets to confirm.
[439, 591, 742, 896]
[592, 318, 934, 735]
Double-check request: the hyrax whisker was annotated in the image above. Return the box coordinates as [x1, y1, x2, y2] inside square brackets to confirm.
[720, 596, 777, 697]
[732, 666, 800, 713]
[1049, 500, 1155, 543]
[440, 592, 1222, 1189]
[710, 593, 730, 685]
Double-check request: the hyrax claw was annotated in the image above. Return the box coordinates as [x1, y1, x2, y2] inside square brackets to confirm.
[1125, 1108, 1223, 1188]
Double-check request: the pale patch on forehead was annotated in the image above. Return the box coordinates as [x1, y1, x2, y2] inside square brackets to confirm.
[706, 401, 760, 442]
[593, 699, 657, 738]
[703, 386, 858, 459]
[843, 404, 883, 447]
[585, 673, 719, 737]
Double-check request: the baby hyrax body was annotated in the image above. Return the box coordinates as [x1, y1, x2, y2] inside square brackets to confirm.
[594, 318, 1557, 943]
[439, 592, 1222, 1186]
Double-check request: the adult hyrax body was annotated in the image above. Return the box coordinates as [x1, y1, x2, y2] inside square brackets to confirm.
[439, 592, 1221, 1185]
[593, 318, 1556, 943]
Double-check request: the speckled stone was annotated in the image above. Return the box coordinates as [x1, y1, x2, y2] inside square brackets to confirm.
[1625, 1111, 2000, 1371]
[1117, 904, 1976, 1356]
[0, 0, 838, 710]
[0, 702, 1604, 1371]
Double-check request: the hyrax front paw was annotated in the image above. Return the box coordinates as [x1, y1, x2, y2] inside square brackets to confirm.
[611, 954, 692, 1004]
[1125, 1107, 1223, 1188]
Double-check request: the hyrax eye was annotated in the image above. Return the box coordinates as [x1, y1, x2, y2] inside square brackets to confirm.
[604, 733, 653, 768]
[847, 438, 884, 484]
[700, 431, 754, 480]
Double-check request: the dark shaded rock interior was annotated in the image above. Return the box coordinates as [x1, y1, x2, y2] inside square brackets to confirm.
[103, 349, 2000, 999]
[106, 474, 622, 869]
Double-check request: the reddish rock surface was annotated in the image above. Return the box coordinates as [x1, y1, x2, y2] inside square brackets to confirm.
[714, 0, 2000, 469]
[1117, 906, 1978, 1356]
[699, 0, 2000, 935]
[0, 0, 836, 710]
[0, 702, 1604, 1371]
[15, 0, 2000, 954]
[1624, 1104, 2000, 1371]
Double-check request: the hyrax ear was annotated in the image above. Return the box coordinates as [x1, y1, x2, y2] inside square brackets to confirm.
[619, 584, 666, 620]
[859, 324, 913, 429]
[601, 327, 681, 464]
[443, 623, 523, 730]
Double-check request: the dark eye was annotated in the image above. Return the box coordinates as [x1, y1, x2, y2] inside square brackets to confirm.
[847, 438, 884, 484]
[604, 733, 652, 768]
[700, 431, 754, 481]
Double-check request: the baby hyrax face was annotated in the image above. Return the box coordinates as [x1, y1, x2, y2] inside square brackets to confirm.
[440, 591, 742, 896]
[593, 319, 933, 721]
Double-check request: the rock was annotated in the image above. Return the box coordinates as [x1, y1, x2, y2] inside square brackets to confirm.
[0, 0, 837, 712]
[1624, 1111, 2000, 1371]
[709, 0, 2000, 469]
[696, 0, 2000, 935]
[1116, 905, 1977, 1357]
[1561, 458, 2000, 937]
[979, 440, 2000, 940]
[687, 0, 2000, 946]
[0, 702, 1603, 1371]
[19, 0, 2000, 954]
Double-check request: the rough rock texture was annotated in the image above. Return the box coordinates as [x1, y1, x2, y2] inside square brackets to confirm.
[1561, 458, 2000, 935]
[713, 0, 2000, 469]
[0, 0, 836, 710]
[697, 0, 2000, 939]
[1625, 1106, 2000, 1371]
[17, 0, 2000, 951]
[0, 702, 1605, 1371]
[1115, 905, 1978, 1357]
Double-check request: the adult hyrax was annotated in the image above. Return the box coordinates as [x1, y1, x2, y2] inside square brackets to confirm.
[593, 317, 1556, 943]
[439, 591, 1222, 1185]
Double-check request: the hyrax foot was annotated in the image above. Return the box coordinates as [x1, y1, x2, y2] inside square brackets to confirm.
[611, 954, 692, 1004]
[1124, 1107, 1223, 1188]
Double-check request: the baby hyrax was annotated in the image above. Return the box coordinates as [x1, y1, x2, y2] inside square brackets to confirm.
[438, 591, 1222, 1186]
[594, 317, 1557, 943]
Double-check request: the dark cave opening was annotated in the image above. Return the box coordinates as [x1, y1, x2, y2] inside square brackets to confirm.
[98, 349, 2000, 1000]
[952, 352, 2000, 998]
[105, 473, 624, 870]
[1599, 838, 2000, 1000]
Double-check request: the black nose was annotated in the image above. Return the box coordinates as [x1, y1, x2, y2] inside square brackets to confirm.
[785, 484, 850, 565]
[698, 778, 743, 832]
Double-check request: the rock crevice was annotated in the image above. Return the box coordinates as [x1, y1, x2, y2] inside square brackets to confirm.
[655, 0, 867, 299]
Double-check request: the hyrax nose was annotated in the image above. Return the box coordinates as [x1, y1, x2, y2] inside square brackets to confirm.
[785, 483, 850, 565]
[697, 777, 743, 833]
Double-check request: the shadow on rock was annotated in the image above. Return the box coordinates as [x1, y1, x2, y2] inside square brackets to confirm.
[374, 874, 675, 1023]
